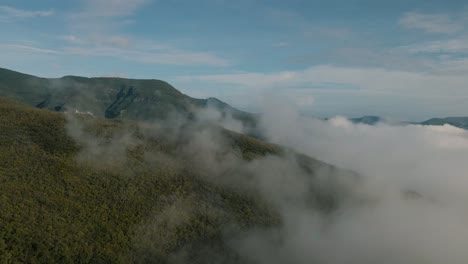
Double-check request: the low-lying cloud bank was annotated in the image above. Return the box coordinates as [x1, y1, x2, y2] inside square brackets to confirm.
[232, 98, 468, 264]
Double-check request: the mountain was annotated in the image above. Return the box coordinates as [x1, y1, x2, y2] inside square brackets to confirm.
[349, 116, 384, 125]
[349, 115, 468, 130]
[0, 67, 255, 126]
[419, 117, 468, 129]
[0, 97, 349, 263]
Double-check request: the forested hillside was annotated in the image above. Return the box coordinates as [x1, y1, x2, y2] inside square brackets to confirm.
[0, 98, 344, 263]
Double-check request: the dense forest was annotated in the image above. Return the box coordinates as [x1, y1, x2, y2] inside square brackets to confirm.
[0, 98, 344, 263]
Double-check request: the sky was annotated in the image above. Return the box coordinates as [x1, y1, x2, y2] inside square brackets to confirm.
[0, 0, 467, 120]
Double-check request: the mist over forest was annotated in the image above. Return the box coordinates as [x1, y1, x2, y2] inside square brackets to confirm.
[1, 0, 468, 263]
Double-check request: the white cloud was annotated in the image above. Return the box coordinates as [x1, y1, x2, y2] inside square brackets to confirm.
[69, 0, 150, 31]
[0, 6, 53, 21]
[63, 35, 131, 48]
[0, 44, 60, 54]
[2, 40, 230, 67]
[3, 0, 230, 68]
[62, 34, 230, 66]
[48, 0, 229, 67]
[174, 63, 468, 119]
[403, 37, 468, 54]
[64, 45, 230, 66]
[227, 100, 468, 264]
[399, 12, 464, 34]
[177, 64, 468, 96]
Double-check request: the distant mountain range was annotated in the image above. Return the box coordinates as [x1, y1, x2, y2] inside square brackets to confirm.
[349, 115, 468, 130]
[418, 117, 468, 129]
[349, 116, 383, 125]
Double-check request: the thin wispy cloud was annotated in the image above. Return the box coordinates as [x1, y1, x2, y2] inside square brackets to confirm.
[399, 12, 464, 34]
[62, 35, 131, 48]
[177, 64, 468, 93]
[0, 44, 60, 54]
[64, 45, 230, 66]
[69, 0, 149, 32]
[2, 40, 230, 67]
[0, 6, 53, 21]
[8, 0, 230, 67]
[402, 37, 468, 54]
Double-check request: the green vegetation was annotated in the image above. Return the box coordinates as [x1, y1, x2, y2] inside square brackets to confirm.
[0, 98, 288, 263]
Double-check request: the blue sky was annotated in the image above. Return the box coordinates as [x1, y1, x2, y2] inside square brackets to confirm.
[0, 0, 467, 120]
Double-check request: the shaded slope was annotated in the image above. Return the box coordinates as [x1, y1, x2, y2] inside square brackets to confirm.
[0, 67, 50, 105]
[0, 67, 254, 125]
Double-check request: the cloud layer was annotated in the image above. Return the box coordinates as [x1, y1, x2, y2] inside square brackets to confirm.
[225, 98, 468, 264]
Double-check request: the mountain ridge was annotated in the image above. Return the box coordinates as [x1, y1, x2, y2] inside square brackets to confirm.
[0, 67, 255, 127]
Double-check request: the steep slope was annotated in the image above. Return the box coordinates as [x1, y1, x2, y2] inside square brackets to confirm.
[0, 67, 255, 126]
[0, 98, 346, 263]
